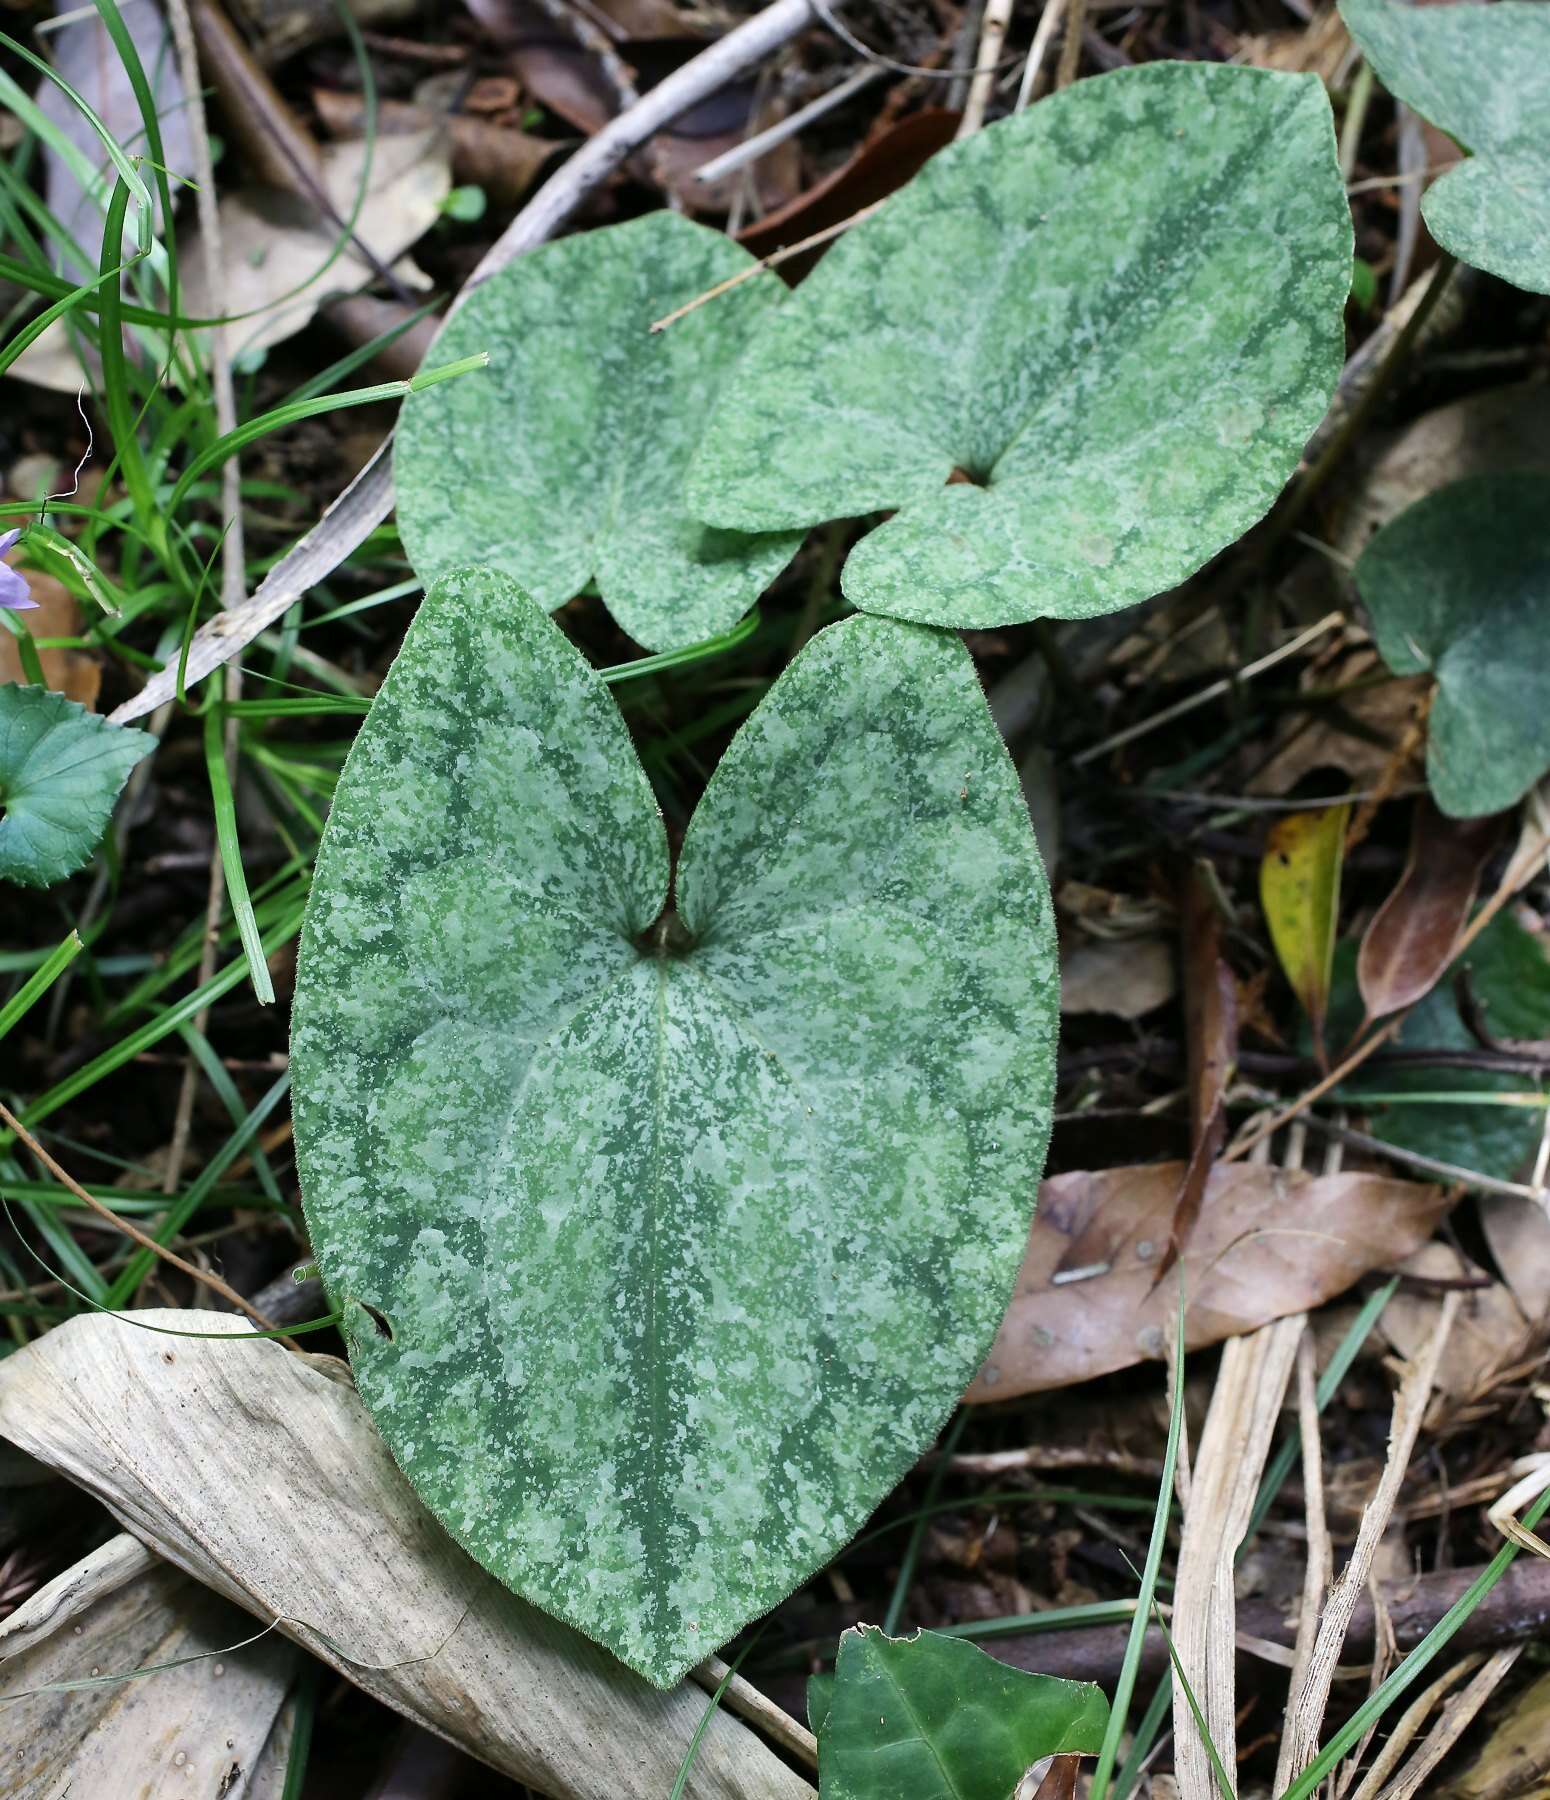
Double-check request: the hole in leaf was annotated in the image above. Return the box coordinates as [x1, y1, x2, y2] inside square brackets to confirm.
[947, 465, 989, 488]
[360, 1302, 394, 1342]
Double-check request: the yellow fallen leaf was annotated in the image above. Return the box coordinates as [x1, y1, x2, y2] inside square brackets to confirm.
[1260, 801, 1350, 1061]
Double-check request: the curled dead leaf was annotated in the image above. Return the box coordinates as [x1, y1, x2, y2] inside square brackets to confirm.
[1358, 798, 1504, 1021]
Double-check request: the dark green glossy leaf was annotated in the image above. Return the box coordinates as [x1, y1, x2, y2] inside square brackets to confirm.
[813, 1626, 1107, 1800]
[1341, 0, 1550, 294]
[687, 63, 1349, 629]
[1353, 473, 1550, 819]
[0, 684, 154, 887]
[394, 213, 802, 653]
[291, 566, 1057, 1686]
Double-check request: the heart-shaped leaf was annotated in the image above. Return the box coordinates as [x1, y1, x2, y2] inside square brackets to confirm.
[394, 213, 803, 653]
[810, 1626, 1107, 1800]
[291, 566, 1057, 1686]
[686, 63, 1350, 629]
[1341, 0, 1550, 295]
[1352, 472, 1550, 818]
[0, 684, 155, 886]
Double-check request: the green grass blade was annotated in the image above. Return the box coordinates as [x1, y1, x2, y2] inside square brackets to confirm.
[0, 932, 82, 1044]
[205, 707, 276, 1005]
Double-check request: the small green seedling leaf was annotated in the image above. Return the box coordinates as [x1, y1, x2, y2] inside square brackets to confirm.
[0, 685, 155, 887]
[812, 1626, 1108, 1800]
[1352, 473, 1550, 819]
[394, 214, 802, 653]
[1341, 0, 1550, 294]
[687, 63, 1350, 630]
[291, 566, 1057, 1686]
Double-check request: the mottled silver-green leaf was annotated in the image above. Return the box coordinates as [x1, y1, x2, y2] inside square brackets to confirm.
[685, 63, 1350, 630]
[1341, 0, 1550, 295]
[291, 565, 1057, 1687]
[1353, 473, 1550, 818]
[0, 684, 155, 887]
[394, 213, 802, 653]
[813, 1626, 1108, 1800]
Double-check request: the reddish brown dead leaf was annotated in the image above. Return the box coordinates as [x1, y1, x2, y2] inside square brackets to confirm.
[0, 572, 100, 709]
[1358, 797, 1505, 1021]
[1031, 1754, 1080, 1800]
[738, 109, 960, 282]
[967, 1162, 1450, 1400]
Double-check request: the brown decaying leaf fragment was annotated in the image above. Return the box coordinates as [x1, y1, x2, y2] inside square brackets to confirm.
[1358, 798, 1504, 1021]
[312, 88, 558, 207]
[967, 1162, 1450, 1400]
[1167, 863, 1238, 1268]
[1030, 1753, 1080, 1800]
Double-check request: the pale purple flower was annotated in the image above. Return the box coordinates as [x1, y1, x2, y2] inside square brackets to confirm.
[0, 529, 36, 610]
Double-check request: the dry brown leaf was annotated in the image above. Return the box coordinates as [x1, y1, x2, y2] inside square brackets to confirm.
[1059, 935, 1175, 1018]
[0, 571, 100, 708]
[0, 1533, 297, 1798]
[181, 129, 451, 359]
[313, 87, 557, 206]
[1479, 1192, 1550, 1330]
[1247, 650, 1429, 797]
[968, 1163, 1451, 1400]
[1359, 799, 1505, 1020]
[1379, 1242, 1531, 1397]
[0, 1312, 813, 1800]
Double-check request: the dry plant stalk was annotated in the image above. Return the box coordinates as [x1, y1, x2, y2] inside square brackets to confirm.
[1279, 1291, 1463, 1784]
[1273, 1331, 1334, 1790]
[1171, 1312, 1304, 1796]
[1343, 1652, 1483, 1800]
[1367, 1646, 1522, 1800]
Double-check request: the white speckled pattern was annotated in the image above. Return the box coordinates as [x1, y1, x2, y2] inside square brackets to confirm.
[291, 568, 1057, 1685]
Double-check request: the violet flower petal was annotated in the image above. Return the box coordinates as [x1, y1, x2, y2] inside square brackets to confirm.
[0, 563, 37, 610]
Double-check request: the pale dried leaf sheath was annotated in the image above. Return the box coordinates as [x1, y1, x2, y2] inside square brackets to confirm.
[0, 1312, 815, 1800]
[1170, 1315, 1302, 1797]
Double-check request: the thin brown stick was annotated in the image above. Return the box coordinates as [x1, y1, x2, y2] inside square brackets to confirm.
[693, 1656, 818, 1769]
[650, 202, 884, 332]
[0, 1101, 288, 1343]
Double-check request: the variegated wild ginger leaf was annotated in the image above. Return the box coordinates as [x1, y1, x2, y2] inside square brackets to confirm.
[291, 566, 1058, 1686]
[686, 62, 1351, 629]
